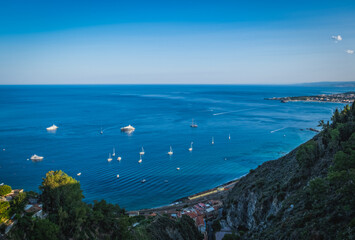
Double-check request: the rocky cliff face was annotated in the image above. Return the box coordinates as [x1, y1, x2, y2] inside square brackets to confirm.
[224, 133, 338, 239]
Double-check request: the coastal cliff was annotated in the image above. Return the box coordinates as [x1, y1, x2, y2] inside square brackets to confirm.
[223, 104, 355, 239]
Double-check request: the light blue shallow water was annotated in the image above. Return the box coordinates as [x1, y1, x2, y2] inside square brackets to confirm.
[0, 85, 350, 210]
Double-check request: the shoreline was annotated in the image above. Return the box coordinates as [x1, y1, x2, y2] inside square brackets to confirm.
[128, 175, 244, 215]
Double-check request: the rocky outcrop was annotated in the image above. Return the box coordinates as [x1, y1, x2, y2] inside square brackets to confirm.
[223, 133, 337, 239]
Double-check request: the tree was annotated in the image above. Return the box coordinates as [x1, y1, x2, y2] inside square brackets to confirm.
[39, 170, 83, 214]
[39, 170, 88, 237]
[0, 201, 10, 223]
[11, 192, 27, 214]
[30, 219, 60, 240]
[0, 185, 12, 196]
[296, 140, 319, 168]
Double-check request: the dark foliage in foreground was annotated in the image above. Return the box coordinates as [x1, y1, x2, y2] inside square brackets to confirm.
[8, 170, 201, 240]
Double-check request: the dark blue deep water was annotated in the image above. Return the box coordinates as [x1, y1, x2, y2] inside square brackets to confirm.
[0, 85, 350, 210]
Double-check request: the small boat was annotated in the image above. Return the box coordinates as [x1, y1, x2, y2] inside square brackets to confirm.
[117, 156, 122, 161]
[168, 146, 173, 155]
[176, 167, 180, 171]
[190, 119, 198, 128]
[188, 142, 193, 151]
[2, 149, 5, 151]
[212, 137, 214, 145]
[107, 153, 112, 162]
[164, 180, 169, 183]
[138, 155, 142, 163]
[46, 124, 58, 131]
[100, 127, 103, 134]
[121, 125, 135, 132]
[228, 134, 231, 140]
[77, 172, 81, 176]
[141, 179, 146, 183]
[139, 147, 145, 155]
[117, 174, 120, 178]
[30, 154, 44, 161]
[112, 147, 116, 157]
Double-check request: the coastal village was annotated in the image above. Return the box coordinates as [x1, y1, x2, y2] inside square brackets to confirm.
[265, 91, 355, 103]
[0, 187, 45, 237]
[128, 179, 239, 240]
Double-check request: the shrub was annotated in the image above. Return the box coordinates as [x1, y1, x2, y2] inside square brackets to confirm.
[0, 185, 12, 196]
[296, 140, 319, 168]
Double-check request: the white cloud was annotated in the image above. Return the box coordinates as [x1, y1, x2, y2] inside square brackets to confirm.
[346, 49, 354, 54]
[331, 35, 342, 42]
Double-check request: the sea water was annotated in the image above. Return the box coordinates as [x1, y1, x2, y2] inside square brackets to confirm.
[0, 85, 349, 210]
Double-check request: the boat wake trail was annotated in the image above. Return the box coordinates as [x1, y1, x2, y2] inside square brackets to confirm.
[213, 108, 256, 116]
[270, 127, 287, 133]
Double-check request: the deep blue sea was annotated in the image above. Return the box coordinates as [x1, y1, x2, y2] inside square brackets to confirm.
[0, 85, 350, 210]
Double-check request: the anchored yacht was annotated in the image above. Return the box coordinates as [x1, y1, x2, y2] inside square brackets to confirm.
[188, 142, 193, 151]
[190, 119, 198, 128]
[30, 154, 44, 161]
[121, 125, 135, 132]
[139, 147, 145, 155]
[168, 146, 173, 155]
[46, 124, 58, 131]
[107, 153, 112, 162]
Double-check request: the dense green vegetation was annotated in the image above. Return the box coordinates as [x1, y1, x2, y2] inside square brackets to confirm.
[0, 185, 12, 196]
[224, 102, 355, 239]
[6, 170, 202, 240]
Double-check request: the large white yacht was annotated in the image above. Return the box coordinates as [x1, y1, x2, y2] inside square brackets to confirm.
[120, 125, 135, 132]
[46, 124, 58, 131]
[30, 154, 44, 161]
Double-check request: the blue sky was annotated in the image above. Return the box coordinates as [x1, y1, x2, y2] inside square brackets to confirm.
[0, 0, 354, 84]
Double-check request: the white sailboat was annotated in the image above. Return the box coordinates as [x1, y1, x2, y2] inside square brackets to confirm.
[188, 142, 193, 151]
[77, 172, 81, 176]
[176, 167, 180, 171]
[139, 147, 145, 155]
[117, 174, 120, 178]
[168, 146, 173, 155]
[190, 119, 198, 128]
[138, 155, 142, 163]
[107, 153, 112, 162]
[212, 137, 214, 145]
[112, 147, 115, 157]
[229, 134, 231, 140]
[117, 156, 122, 161]
[100, 127, 103, 134]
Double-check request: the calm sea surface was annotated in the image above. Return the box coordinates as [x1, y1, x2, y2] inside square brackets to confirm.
[0, 85, 350, 210]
